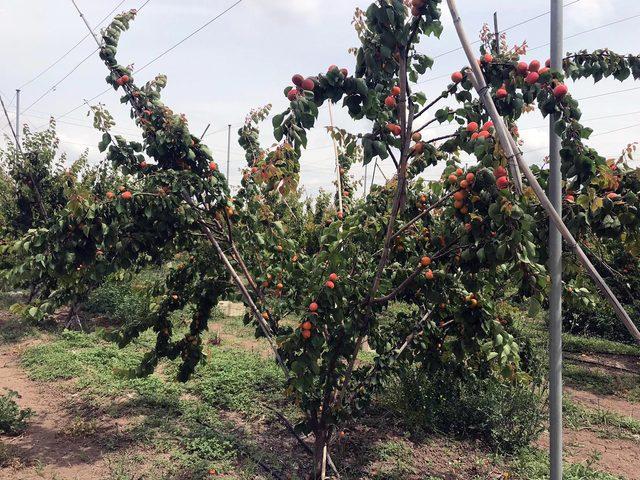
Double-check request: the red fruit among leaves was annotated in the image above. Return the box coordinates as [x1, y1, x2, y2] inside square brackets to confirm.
[565, 194, 575, 203]
[391, 86, 401, 96]
[287, 88, 299, 101]
[496, 176, 510, 190]
[451, 71, 463, 83]
[494, 166, 508, 178]
[483, 53, 493, 63]
[209, 161, 218, 171]
[309, 302, 318, 312]
[529, 60, 540, 72]
[340, 68, 348, 76]
[121, 191, 133, 200]
[478, 130, 490, 139]
[553, 84, 568, 98]
[116, 75, 130, 86]
[325, 280, 335, 289]
[292, 74, 304, 86]
[517, 62, 528, 75]
[545, 58, 551, 68]
[302, 329, 311, 339]
[329, 273, 338, 282]
[481, 121, 493, 131]
[525, 72, 540, 85]
[301, 78, 315, 91]
[466, 122, 479, 132]
[496, 88, 508, 99]
[384, 96, 397, 108]
[470, 132, 479, 140]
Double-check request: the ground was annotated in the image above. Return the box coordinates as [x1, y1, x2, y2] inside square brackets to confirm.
[0, 303, 639, 480]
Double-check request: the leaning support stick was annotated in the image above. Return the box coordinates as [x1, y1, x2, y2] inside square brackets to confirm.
[445, 0, 640, 343]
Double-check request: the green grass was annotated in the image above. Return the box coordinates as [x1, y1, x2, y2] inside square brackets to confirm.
[512, 447, 624, 480]
[564, 399, 640, 438]
[370, 440, 417, 479]
[18, 324, 289, 479]
[564, 364, 640, 399]
[563, 333, 640, 357]
[0, 313, 38, 345]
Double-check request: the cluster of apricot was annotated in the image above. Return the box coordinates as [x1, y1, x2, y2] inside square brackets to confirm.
[466, 120, 494, 142]
[105, 185, 133, 201]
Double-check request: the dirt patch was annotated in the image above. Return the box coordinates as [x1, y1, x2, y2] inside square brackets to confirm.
[567, 386, 640, 421]
[0, 338, 134, 479]
[538, 428, 640, 480]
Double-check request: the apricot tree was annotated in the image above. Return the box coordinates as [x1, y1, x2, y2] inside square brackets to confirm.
[4, 0, 640, 476]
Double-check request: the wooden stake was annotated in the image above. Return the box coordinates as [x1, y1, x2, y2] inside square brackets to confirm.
[328, 102, 344, 214]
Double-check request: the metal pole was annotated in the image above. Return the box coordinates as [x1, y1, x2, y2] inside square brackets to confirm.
[15, 89, 20, 157]
[200, 123, 211, 140]
[226, 124, 231, 180]
[364, 164, 368, 198]
[493, 12, 500, 54]
[549, 1, 564, 478]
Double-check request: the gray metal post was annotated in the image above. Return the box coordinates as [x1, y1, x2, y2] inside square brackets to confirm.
[15, 89, 20, 154]
[364, 164, 368, 198]
[493, 12, 500, 54]
[549, 1, 564, 478]
[226, 124, 231, 180]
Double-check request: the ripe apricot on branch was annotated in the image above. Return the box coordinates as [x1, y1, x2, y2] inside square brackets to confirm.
[525, 72, 540, 85]
[384, 96, 397, 108]
[451, 71, 463, 83]
[302, 329, 311, 339]
[309, 302, 318, 312]
[301, 78, 315, 91]
[517, 62, 528, 75]
[496, 88, 508, 99]
[553, 84, 568, 98]
[391, 86, 401, 96]
[121, 191, 132, 200]
[287, 89, 299, 101]
[209, 161, 218, 171]
[466, 122, 479, 132]
[116, 75, 130, 86]
[529, 60, 540, 72]
[329, 273, 339, 282]
[424, 269, 434, 280]
[325, 280, 335, 289]
[292, 74, 304, 86]
[494, 166, 508, 178]
[496, 176, 510, 190]
[420, 256, 432, 267]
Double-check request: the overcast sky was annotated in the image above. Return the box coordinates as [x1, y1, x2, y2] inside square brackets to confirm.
[1, 0, 639, 197]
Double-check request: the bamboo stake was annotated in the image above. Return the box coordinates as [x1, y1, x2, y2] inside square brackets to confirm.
[328, 102, 344, 214]
[445, 0, 640, 343]
[321, 444, 328, 480]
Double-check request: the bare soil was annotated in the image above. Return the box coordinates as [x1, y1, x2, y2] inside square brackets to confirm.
[0, 341, 117, 479]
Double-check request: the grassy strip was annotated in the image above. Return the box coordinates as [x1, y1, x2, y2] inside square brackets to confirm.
[564, 398, 640, 438]
[564, 364, 640, 401]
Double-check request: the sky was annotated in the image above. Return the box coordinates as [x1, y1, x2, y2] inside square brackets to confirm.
[1, 0, 639, 198]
